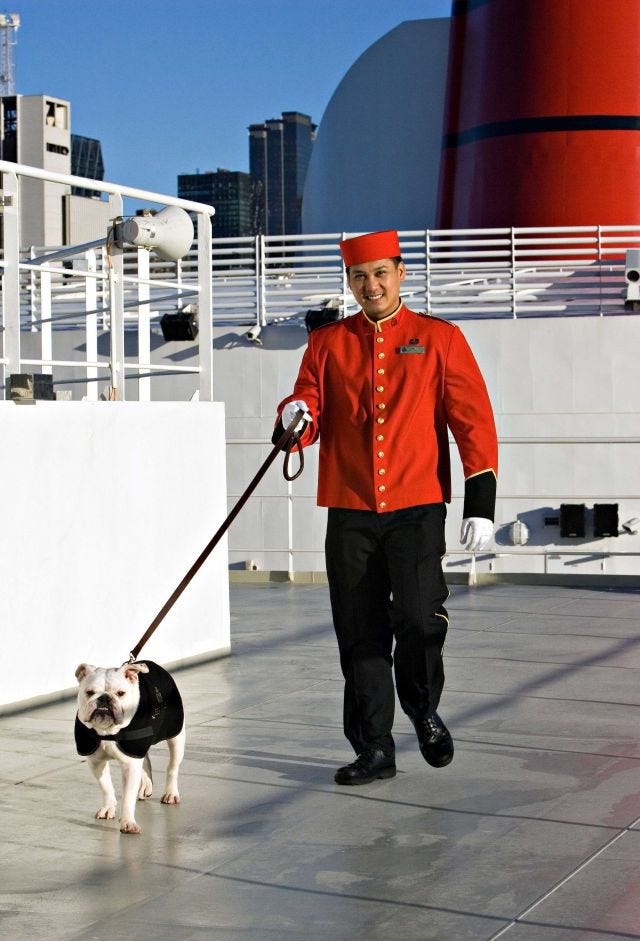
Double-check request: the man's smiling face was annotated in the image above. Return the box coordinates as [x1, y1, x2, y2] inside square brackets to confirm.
[347, 257, 406, 320]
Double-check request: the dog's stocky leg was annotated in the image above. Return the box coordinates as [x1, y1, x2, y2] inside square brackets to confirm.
[90, 757, 117, 820]
[138, 755, 153, 799]
[161, 726, 185, 805]
[119, 760, 144, 834]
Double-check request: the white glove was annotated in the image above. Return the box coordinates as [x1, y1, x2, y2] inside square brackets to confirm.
[282, 399, 311, 431]
[460, 517, 493, 552]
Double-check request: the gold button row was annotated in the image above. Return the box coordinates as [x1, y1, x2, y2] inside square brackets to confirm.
[373, 345, 387, 506]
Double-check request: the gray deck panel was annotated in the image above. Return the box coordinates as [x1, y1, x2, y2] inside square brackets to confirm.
[1, 582, 640, 941]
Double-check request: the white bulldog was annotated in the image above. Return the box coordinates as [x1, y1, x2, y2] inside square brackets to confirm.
[75, 660, 185, 834]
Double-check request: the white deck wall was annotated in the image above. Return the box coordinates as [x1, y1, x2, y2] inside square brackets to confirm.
[213, 316, 640, 578]
[10, 314, 640, 584]
[0, 401, 230, 711]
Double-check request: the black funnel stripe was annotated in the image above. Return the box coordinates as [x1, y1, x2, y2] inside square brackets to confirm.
[452, 0, 497, 13]
[444, 115, 640, 149]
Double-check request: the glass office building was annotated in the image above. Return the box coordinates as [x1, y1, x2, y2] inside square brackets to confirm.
[249, 111, 316, 235]
[177, 169, 253, 238]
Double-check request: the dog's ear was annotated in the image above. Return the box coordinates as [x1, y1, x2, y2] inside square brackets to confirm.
[122, 662, 150, 684]
[75, 663, 96, 683]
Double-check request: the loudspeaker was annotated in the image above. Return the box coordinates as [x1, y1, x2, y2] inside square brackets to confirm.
[593, 503, 619, 537]
[118, 206, 194, 262]
[559, 504, 586, 538]
[160, 310, 198, 341]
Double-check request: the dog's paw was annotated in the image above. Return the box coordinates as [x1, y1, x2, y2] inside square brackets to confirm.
[137, 776, 153, 800]
[120, 819, 142, 834]
[161, 791, 181, 805]
[95, 806, 116, 820]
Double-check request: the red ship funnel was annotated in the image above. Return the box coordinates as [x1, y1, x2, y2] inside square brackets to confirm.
[437, 0, 640, 228]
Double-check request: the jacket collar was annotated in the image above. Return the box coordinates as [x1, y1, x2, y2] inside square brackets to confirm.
[359, 301, 405, 333]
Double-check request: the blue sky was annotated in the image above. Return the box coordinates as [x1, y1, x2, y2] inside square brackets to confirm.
[10, 0, 451, 197]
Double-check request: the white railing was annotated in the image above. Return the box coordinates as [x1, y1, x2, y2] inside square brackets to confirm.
[204, 226, 640, 327]
[0, 159, 214, 400]
[3, 162, 640, 399]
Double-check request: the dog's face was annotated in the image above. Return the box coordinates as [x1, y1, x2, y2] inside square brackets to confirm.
[75, 662, 150, 734]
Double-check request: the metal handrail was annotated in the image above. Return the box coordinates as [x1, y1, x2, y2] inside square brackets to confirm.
[3, 163, 640, 400]
[0, 159, 214, 401]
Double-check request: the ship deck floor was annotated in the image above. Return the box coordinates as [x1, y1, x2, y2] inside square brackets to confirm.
[3, 581, 640, 940]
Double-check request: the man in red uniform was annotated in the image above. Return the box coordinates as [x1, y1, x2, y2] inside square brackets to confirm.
[274, 230, 498, 785]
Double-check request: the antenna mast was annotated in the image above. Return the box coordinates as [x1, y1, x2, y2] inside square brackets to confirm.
[0, 13, 20, 96]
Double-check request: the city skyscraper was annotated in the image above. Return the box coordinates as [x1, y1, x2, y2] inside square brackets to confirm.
[177, 168, 253, 238]
[0, 93, 110, 247]
[248, 111, 316, 235]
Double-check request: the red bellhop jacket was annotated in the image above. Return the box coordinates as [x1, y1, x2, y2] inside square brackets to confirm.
[276, 304, 498, 517]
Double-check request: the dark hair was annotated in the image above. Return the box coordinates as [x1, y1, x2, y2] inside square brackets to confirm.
[345, 256, 402, 275]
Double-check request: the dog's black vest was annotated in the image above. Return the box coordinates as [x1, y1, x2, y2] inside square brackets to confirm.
[75, 660, 184, 759]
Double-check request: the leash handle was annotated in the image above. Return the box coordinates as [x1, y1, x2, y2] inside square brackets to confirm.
[283, 419, 308, 481]
[129, 409, 307, 661]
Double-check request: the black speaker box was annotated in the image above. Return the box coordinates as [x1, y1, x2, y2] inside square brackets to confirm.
[559, 504, 586, 538]
[593, 503, 619, 537]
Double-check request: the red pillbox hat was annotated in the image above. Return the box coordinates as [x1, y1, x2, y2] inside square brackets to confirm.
[339, 230, 401, 267]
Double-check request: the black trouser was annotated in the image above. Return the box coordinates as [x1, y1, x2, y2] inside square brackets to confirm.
[325, 503, 449, 755]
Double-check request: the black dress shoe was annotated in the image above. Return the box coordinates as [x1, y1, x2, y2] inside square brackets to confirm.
[334, 746, 396, 785]
[413, 713, 454, 767]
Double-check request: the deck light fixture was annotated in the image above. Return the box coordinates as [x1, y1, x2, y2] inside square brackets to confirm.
[625, 249, 640, 307]
[160, 304, 199, 342]
[509, 519, 530, 545]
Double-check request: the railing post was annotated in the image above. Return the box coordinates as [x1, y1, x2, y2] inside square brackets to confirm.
[29, 246, 37, 331]
[1, 169, 21, 395]
[341, 231, 348, 313]
[425, 228, 431, 312]
[510, 226, 517, 318]
[40, 264, 52, 374]
[287, 478, 294, 581]
[197, 211, 213, 402]
[84, 249, 98, 400]
[137, 247, 151, 402]
[107, 192, 125, 400]
[597, 225, 604, 316]
[258, 234, 267, 327]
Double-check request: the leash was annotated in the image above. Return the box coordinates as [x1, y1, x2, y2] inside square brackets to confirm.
[129, 409, 308, 661]
[282, 426, 305, 481]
